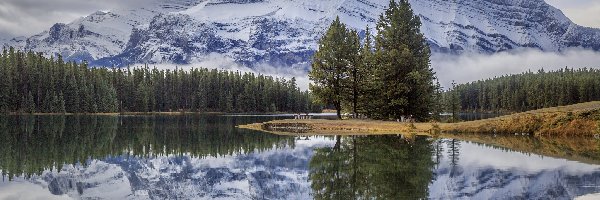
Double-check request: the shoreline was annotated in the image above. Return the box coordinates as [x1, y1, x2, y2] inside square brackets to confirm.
[238, 101, 600, 137]
[1, 111, 300, 116]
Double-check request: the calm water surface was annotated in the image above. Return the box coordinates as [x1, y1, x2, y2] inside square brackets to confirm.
[1, 115, 600, 200]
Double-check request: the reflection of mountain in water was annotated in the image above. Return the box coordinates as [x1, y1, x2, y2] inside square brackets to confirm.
[310, 136, 600, 200]
[20, 138, 333, 199]
[430, 140, 600, 200]
[2, 115, 600, 199]
[0, 115, 294, 180]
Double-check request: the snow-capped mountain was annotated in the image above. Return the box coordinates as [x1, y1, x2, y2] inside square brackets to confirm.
[3, 0, 203, 63]
[4, 0, 600, 67]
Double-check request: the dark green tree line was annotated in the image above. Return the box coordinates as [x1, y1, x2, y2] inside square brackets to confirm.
[0, 47, 318, 114]
[310, 0, 438, 121]
[446, 67, 600, 112]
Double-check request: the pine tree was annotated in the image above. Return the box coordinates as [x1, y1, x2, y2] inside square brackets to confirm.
[57, 92, 66, 113]
[23, 91, 35, 113]
[95, 78, 118, 113]
[0, 48, 11, 114]
[309, 17, 354, 119]
[373, 0, 436, 121]
[358, 26, 378, 118]
[135, 80, 150, 112]
[449, 80, 460, 123]
[344, 29, 362, 118]
[64, 69, 80, 113]
[430, 81, 444, 121]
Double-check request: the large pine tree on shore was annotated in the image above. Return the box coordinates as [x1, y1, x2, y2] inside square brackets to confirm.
[373, 0, 436, 121]
[309, 0, 437, 121]
[309, 17, 359, 119]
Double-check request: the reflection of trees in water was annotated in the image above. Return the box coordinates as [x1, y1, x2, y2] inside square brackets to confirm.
[434, 139, 444, 169]
[446, 139, 461, 177]
[0, 115, 294, 180]
[447, 133, 600, 165]
[309, 135, 435, 200]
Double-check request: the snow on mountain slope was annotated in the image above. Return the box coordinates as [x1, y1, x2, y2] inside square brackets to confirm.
[4, 0, 600, 67]
[4, 0, 204, 63]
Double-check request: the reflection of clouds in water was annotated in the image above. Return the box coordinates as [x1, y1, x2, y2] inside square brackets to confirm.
[577, 193, 600, 200]
[430, 139, 600, 200]
[432, 49, 600, 89]
[456, 141, 600, 174]
[0, 179, 71, 200]
[3, 136, 600, 199]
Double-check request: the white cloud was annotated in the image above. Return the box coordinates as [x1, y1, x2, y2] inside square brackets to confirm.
[136, 53, 312, 91]
[0, 0, 147, 39]
[141, 49, 600, 92]
[431, 48, 600, 89]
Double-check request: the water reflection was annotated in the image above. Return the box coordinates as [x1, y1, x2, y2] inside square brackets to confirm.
[309, 136, 434, 199]
[430, 139, 600, 199]
[1, 116, 600, 199]
[0, 115, 294, 180]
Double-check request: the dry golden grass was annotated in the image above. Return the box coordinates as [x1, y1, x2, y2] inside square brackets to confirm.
[321, 109, 338, 113]
[239, 119, 440, 136]
[239, 101, 600, 137]
[447, 102, 600, 136]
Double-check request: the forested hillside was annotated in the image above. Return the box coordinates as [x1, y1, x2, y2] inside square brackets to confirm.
[0, 47, 316, 114]
[446, 68, 600, 112]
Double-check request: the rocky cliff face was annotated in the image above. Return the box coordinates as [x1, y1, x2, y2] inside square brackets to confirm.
[4, 0, 600, 67]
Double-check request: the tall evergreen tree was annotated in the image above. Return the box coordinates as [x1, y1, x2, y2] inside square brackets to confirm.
[359, 27, 381, 118]
[0, 48, 11, 113]
[344, 29, 363, 118]
[309, 17, 356, 119]
[373, 0, 436, 121]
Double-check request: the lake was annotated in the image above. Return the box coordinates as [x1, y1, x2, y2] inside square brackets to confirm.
[1, 115, 600, 200]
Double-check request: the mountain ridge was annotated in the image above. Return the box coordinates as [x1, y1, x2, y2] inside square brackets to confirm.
[3, 0, 600, 67]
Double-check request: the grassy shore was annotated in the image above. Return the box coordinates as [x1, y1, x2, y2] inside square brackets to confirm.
[238, 101, 600, 137]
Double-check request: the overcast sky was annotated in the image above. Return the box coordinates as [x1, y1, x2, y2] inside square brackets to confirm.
[0, 0, 146, 40]
[0, 0, 600, 40]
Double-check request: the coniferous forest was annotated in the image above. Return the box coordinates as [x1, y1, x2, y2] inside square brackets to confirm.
[0, 47, 318, 114]
[445, 68, 600, 113]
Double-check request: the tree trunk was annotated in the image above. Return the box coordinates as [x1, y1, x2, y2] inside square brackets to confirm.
[353, 96, 358, 119]
[336, 102, 342, 119]
[334, 135, 341, 150]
